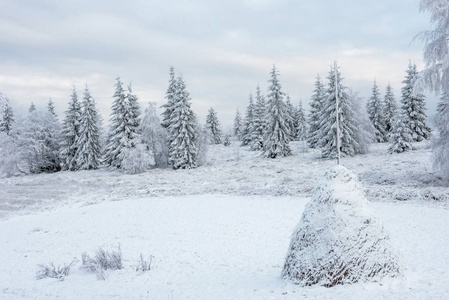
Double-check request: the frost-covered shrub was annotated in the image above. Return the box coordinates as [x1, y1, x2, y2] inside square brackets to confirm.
[283, 166, 401, 287]
[136, 253, 152, 272]
[36, 260, 76, 281]
[81, 244, 123, 280]
[120, 143, 151, 174]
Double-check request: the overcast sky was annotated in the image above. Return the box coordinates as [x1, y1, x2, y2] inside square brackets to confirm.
[0, 0, 436, 129]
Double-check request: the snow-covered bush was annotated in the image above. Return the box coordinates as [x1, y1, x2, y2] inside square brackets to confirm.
[283, 165, 401, 287]
[81, 244, 123, 280]
[36, 260, 76, 281]
[120, 143, 151, 174]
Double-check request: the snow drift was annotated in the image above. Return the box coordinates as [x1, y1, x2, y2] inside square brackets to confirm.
[283, 165, 401, 287]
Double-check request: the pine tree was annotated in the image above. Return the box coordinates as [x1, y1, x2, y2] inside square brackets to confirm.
[205, 107, 222, 144]
[263, 65, 291, 158]
[295, 100, 307, 141]
[285, 95, 297, 141]
[307, 75, 325, 148]
[75, 86, 102, 170]
[383, 83, 397, 135]
[233, 109, 242, 140]
[400, 62, 431, 142]
[103, 77, 128, 168]
[141, 102, 168, 168]
[250, 85, 267, 151]
[0, 97, 14, 135]
[161, 66, 177, 129]
[432, 92, 449, 179]
[318, 64, 359, 158]
[124, 84, 141, 147]
[48, 98, 57, 118]
[29, 102, 36, 113]
[168, 76, 198, 169]
[241, 93, 255, 146]
[388, 112, 414, 153]
[60, 87, 82, 171]
[366, 80, 387, 142]
[348, 89, 374, 154]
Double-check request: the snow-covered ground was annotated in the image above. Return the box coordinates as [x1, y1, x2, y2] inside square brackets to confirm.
[0, 142, 448, 299]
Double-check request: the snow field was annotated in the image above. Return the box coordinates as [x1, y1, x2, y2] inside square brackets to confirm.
[0, 194, 448, 299]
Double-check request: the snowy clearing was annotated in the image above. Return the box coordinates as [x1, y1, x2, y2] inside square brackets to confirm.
[0, 142, 448, 299]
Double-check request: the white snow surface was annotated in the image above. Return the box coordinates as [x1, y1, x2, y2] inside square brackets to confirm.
[0, 141, 448, 299]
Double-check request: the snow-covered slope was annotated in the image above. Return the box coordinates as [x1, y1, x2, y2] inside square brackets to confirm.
[0, 141, 448, 299]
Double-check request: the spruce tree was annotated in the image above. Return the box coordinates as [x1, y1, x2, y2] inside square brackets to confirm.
[48, 98, 57, 118]
[307, 75, 325, 148]
[103, 77, 128, 167]
[388, 113, 414, 153]
[400, 62, 431, 142]
[295, 100, 307, 141]
[432, 92, 449, 179]
[233, 109, 242, 140]
[75, 86, 102, 170]
[205, 107, 222, 144]
[124, 84, 141, 147]
[263, 65, 292, 158]
[383, 83, 397, 135]
[318, 64, 359, 158]
[250, 85, 267, 151]
[0, 97, 14, 135]
[161, 66, 177, 129]
[29, 102, 36, 113]
[241, 93, 255, 146]
[285, 95, 297, 141]
[60, 87, 82, 170]
[366, 80, 387, 142]
[168, 76, 198, 169]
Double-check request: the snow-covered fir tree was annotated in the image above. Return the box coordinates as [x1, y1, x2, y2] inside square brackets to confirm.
[161, 66, 177, 129]
[318, 64, 359, 158]
[285, 95, 297, 141]
[103, 77, 128, 168]
[263, 66, 292, 158]
[29, 102, 36, 113]
[60, 87, 82, 171]
[233, 109, 242, 140]
[205, 107, 222, 144]
[123, 84, 141, 147]
[400, 62, 431, 142]
[241, 93, 255, 146]
[0, 96, 14, 135]
[250, 85, 266, 151]
[383, 83, 397, 135]
[295, 100, 307, 141]
[141, 102, 168, 168]
[307, 75, 325, 148]
[388, 112, 414, 154]
[196, 124, 209, 167]
[366, 80, 387, 142]
[168, 76, 198, 169]
[48, 99, 57, 118]
[75, 86, 102, 170]
[432, 92, 449, 179]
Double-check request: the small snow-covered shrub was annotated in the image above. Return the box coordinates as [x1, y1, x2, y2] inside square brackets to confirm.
[81, 244, 123, 280]
[283, 166, 401, 287]
[120, 143, 151, 174]
[36, 260, 76, 281]
[136, 253, 152, 272]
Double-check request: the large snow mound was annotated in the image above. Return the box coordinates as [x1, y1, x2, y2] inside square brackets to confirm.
[283, 165, 401, 287]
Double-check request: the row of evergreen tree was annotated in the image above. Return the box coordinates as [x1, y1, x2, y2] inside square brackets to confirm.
[232, 61, 432, 158]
